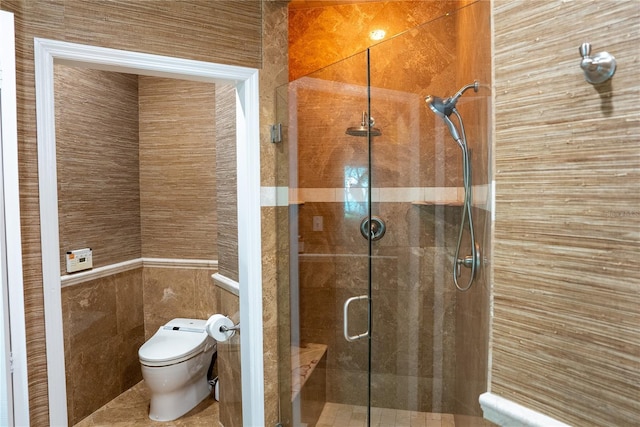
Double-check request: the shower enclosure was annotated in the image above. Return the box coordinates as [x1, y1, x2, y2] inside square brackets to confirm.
[277, 2, 491, 425]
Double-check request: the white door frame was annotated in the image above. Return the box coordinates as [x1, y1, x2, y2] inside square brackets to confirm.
[0, 10, 30, 427]
[33, 38, 264, 426]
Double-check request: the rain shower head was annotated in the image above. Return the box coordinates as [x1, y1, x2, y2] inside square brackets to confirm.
[346, 111, 382, 137]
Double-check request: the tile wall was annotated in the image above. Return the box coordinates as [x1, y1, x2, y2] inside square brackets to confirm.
[285, 1, 491, 418]
[453, 1, 491, 419]
[62, 268, 144, 426]
[214, 287, 243, 427]
[288, 0, 466, 81]
[295, 204, 461, 413]
[261, 2, 292, 426]
[62, 265, 218, 425]
[141, 267, 219, 339]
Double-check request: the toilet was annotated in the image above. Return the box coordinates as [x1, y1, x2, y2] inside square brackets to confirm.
[138, 318, 216, 421]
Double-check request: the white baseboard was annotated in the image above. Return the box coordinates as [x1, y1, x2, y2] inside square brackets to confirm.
[479, 392, 571, 427]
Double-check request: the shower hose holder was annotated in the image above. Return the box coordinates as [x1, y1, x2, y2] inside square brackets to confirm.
[456, 242, 481, 278]
[579, 42, 616, 85]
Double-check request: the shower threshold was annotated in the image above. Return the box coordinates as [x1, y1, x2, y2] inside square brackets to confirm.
[316, 402, 493, 427]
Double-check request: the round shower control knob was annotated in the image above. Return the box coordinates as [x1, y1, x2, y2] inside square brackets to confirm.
[360, 216, 386, 241]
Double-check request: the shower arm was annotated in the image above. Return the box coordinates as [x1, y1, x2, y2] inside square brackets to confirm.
[451, 109, 479, 292]
[452, 81, 480, 101]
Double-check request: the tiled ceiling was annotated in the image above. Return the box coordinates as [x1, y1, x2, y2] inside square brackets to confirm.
[288, 0, 383, 10]
[288, 0, 459, 80]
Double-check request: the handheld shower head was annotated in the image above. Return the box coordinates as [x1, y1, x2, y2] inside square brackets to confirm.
[425, 81, 479, 118]
[442, 115, 462, 142]
[425, 81, 482, 292]
[425, 80, 479, 142]
[424, 95, 450, 117]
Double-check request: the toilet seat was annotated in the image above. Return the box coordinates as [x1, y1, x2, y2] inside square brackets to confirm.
[139, 318, 214, 367]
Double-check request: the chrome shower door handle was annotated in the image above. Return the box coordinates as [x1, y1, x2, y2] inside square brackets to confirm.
[343, 295, 369, 342]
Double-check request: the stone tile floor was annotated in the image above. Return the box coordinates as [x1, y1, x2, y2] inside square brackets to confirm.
[74, 381, 493, 427]
[74, 381, 218, 427]
[316, 402, 493, 427]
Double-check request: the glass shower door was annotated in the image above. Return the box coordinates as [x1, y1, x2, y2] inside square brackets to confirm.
[278, 4, 490, 425]
[280, 49, 374, 426]
[365, 3, 491, 422]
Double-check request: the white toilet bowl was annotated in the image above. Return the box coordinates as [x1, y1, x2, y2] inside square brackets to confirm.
[139, 318, 216, 421]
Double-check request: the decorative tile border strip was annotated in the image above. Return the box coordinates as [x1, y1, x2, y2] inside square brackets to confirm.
[261, 185, 490, 208]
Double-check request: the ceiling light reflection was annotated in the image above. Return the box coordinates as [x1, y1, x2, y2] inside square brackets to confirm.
[369, 29, 386, 41]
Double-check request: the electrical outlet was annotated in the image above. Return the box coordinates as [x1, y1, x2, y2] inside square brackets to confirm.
[313, 216, 323, 231]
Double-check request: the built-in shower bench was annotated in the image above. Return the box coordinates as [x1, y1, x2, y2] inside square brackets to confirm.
[291, 343, 327, 425]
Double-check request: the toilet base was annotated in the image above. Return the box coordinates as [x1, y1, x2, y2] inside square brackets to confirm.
[139, 318, 216, 422]
[142, 346, 215, 422]
[148, 375, 211, 422]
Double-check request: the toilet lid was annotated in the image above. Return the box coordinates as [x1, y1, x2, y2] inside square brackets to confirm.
[139, 318, 212, 365]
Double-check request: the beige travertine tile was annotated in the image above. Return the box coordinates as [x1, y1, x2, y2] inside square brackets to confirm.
[62, 270, 145, 425]
[317, 403, 484, 427]
[143, 267, 198, 338]
[193, 268, 219, 320]
[218, 333, 243, 427]
[289, 6, 491, 418]
[289, 1, 462, 81]
[261, 4, 290, 419]
[74, 381, 218, 427]
[317, 403, 492, 427]
[115, 270, 145, 334]
[216, 287, 242, 427]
